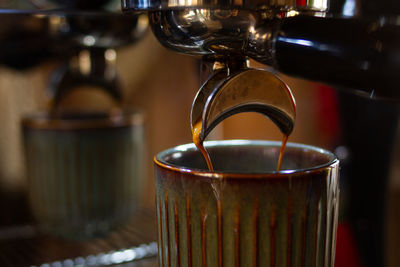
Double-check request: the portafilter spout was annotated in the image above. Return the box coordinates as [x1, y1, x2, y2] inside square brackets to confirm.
[123, 0, 400, 100]
[191, 57, 296, 142]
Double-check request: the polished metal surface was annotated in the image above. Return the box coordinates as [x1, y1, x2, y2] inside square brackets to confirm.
[147, 8, 325, 65]
[123, 0, 328, 12]
[149, 9, 260, 56]
[33, 242, 157, 267]
[0, 10, 148, 48]
[191, 60, 296, 141]
[46, 11, 148, 48]
[148, 8, 291, 64]
[123, 0, 328, 62]
[0, 207, 157, 267]
[47, 48, 123, 107]
[0, 10, 148, 69]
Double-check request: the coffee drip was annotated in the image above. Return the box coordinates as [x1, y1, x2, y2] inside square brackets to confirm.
[193, 119, 214, 171]
[191, 58, 296, 171]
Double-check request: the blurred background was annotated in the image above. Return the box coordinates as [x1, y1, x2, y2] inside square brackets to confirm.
[0, 23, 398, 266]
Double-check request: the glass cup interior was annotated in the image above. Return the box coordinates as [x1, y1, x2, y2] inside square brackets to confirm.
[157, 140, 337, 173]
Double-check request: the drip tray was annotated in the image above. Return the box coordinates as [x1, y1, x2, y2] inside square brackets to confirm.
[0, 209, 157, 267]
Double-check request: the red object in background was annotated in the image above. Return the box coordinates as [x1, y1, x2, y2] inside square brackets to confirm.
[316, 84, 341, 146]
[296, 0, 306, 6]
[335, 223, 363, 267]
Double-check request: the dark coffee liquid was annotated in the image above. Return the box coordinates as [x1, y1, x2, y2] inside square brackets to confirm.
[193, 119, 214, 171]
[193, 118, 290, 172]
[277, 134, 289, 171]
[192, 75, 296, 172]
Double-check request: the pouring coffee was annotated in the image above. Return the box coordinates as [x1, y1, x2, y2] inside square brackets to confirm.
[123, 0, 400, 266]
[191, 58, 296, 171]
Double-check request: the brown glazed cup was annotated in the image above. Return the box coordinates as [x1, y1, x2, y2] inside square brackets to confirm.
[154, 140, 339, 267]
[23, 110, 145, 239]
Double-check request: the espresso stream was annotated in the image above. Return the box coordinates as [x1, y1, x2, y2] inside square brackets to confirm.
[193, 119, 289, 172]
[193, 119, 214, 171]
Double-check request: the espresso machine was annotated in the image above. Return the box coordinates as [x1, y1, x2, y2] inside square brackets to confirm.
[119, 0, 400, 266]
[0, 0, 397, 266]
[0, 1, 162, 266]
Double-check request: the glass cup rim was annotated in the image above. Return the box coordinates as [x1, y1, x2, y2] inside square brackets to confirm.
[155, 139, 339, 178]
[22, 109, 144, 130]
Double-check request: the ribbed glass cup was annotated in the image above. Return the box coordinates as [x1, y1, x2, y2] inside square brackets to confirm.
[154, 140, 339, 267]
[23, 110, 145, 239]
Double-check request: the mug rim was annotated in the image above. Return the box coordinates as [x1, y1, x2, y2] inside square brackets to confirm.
[155, 139, 339, 178]
[22, 109, 144, 130]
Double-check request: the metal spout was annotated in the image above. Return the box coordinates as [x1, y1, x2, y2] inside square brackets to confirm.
[191, 58, 296, 142]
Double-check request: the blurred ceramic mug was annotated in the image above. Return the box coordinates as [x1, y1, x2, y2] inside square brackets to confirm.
[22, 110, 145, 239]
[154, 140, 339, 267]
